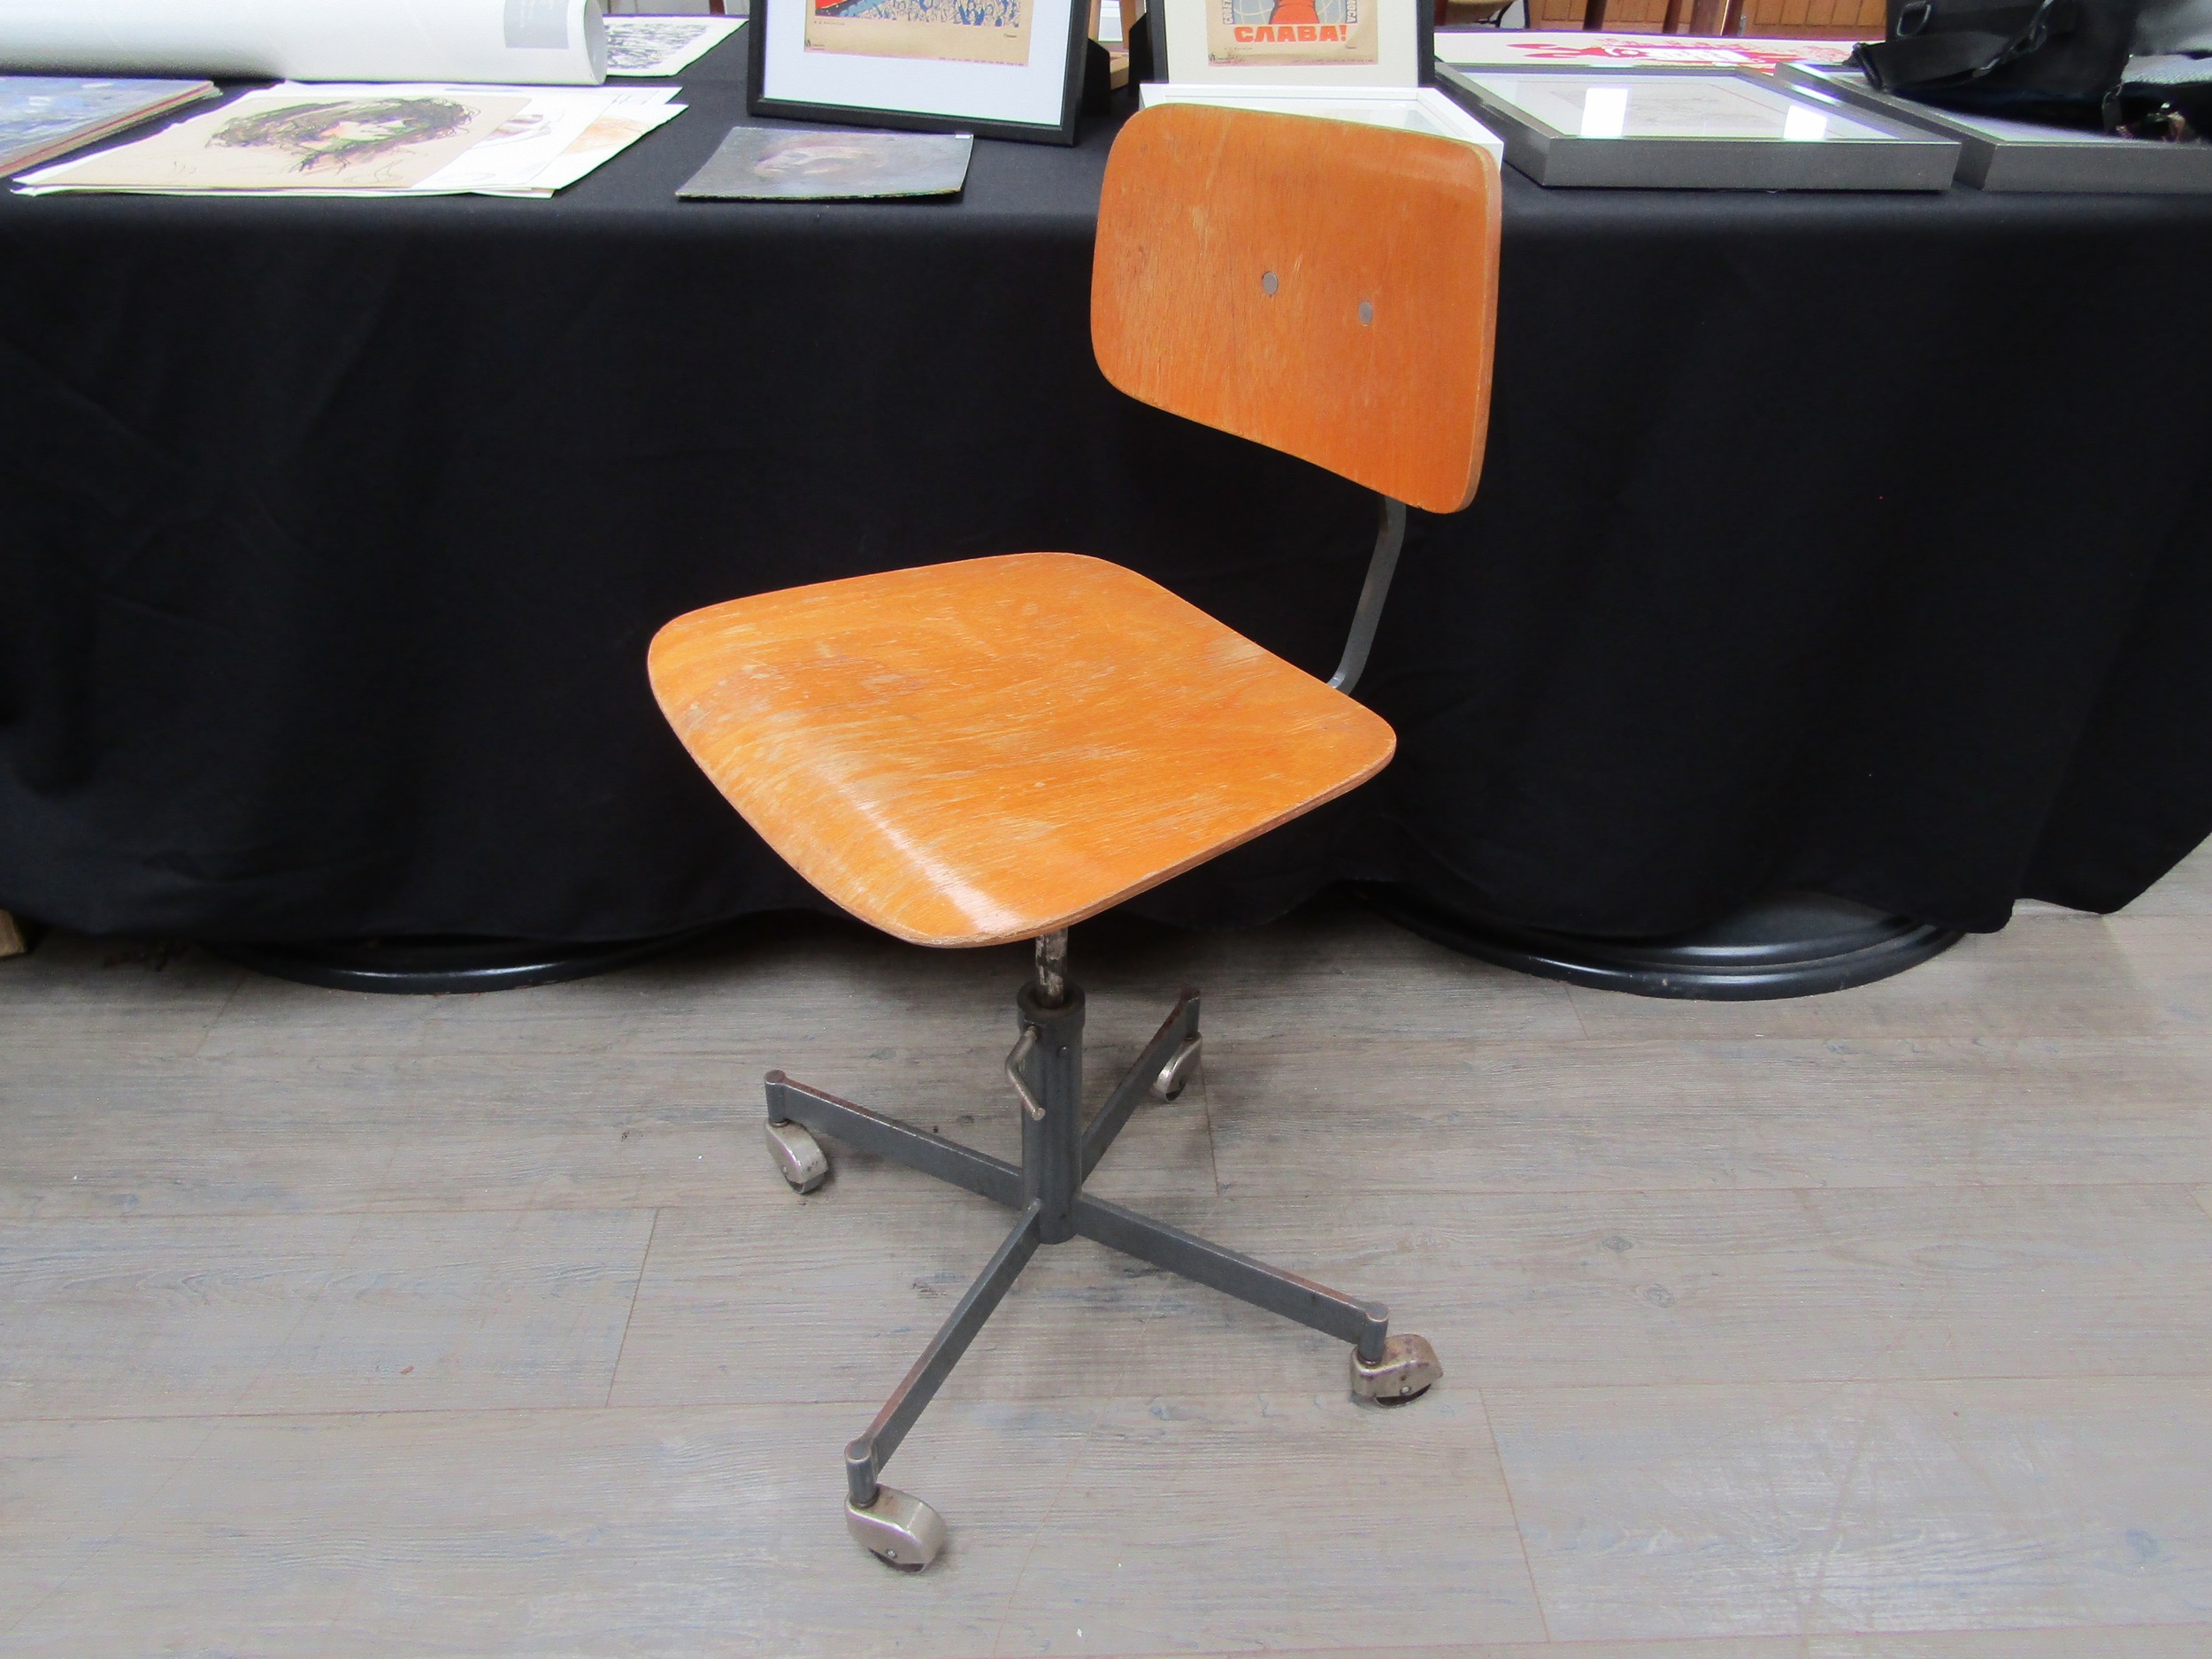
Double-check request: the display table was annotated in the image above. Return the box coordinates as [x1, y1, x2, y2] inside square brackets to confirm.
[3, 34, 2208, 949]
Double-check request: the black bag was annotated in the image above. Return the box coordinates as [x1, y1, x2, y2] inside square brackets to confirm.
[1851, 0, 2212, 137]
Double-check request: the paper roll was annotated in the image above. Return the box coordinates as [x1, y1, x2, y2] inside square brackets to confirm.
[0, 0, 609, 86]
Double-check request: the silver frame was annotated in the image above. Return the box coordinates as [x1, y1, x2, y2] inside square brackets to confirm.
[1778, 60, 2212, 193]
[1436, 64, 1961, 191]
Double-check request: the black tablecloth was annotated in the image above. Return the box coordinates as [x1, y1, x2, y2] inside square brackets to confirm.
[4, 35, 2209, 944]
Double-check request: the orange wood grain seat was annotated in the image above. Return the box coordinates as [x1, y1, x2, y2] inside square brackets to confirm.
[648, 551, 1394, 948]
[649, 104, 1502, 950]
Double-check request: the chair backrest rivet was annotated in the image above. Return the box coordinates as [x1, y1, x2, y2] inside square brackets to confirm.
[1261, 270, 1278, 296]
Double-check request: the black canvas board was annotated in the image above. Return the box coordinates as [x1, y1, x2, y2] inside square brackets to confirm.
[1438, 64, 1957, 190]
[680, 123, 973, 199]
[1778, 60, 2212, 192]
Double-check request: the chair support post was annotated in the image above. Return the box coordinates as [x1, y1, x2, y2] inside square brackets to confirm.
[1016, 979, 1085, 1244]
[1327, 495, 1409, 697]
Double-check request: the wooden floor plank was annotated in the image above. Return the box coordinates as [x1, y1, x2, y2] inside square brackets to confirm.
[1206, 1033, 2212, 1198]
[0, 932, 243, 1061]
[0, 1417, 208, 1632]
[0, 1215, 361, 1423]
[1486, 1377, 2212, 1644]
[0, 1210, 654, 1421]
[611, 1180, 2212, 1408]
[984, 1391, 1545, 1654]
[0, 1402, 1079, 1657]
[1154, 1631, 2212, 1657]
[0, 1042, 1216, 1223]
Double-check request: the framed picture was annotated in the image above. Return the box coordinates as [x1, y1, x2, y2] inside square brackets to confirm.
[1151, 0, 1432, 89]
[1778, 60, 2212, 192]
[1138, 81, 1501, 163]
[1437, 65, 1959, 190]
[1433, 29, 1855, 74]
[748, 0, 1089, 145]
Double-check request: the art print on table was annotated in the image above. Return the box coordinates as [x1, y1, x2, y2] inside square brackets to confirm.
[603, 15, 746, 75]
[679, 123, 972, 197]
[1210, 0, 1376, 69]
[805, 0, 1035, 67]
[1152, 0, 1424, 87]
[748, 0, 1086, 143]
[26, 89, 529, 190]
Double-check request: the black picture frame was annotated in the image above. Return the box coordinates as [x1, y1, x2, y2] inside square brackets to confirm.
[1150, 0, 1433, 86]
[747, 0, 1090, 145]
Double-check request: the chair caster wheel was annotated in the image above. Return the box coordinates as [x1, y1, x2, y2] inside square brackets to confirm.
[765, 1119, 829, 1194]
[1151, 1034, 1202, 1102]
[1350, 1333, 1442, 1406]
[847, 1486, 945, 1571]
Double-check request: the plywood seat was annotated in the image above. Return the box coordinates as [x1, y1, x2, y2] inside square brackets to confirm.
[648, 549, 1395, 949]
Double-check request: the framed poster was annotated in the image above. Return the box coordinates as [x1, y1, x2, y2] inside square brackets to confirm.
[1138, 80, 1502, 160]
[1778, 60, 2212, 192]
[1437, 65, 1959, 189]
[1434, 30, 1855, 73]
[1152, 0, 1431, 88]
[749, 0, 1088, 144]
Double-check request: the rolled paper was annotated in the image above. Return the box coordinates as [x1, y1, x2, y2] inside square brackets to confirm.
[0, 0, 608, 86]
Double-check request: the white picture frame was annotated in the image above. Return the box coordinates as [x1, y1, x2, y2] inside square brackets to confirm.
[1438, 65, 1960, 189]
[1151, 0, 1430, 89]
[749, 0, 1088, 144]
[1139, 81, 1502, 163]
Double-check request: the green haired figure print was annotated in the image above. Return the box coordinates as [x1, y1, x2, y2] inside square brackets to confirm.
[210, 97, 476, 174]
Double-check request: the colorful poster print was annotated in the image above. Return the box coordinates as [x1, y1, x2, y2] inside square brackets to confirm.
[804, 0, 1034, 67]
[1209, 0, 1377, 67]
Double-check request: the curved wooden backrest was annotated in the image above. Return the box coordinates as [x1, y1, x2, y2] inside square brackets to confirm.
[1092, 103, 1502, 516]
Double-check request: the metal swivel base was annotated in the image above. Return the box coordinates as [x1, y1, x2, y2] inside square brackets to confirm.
[763, 935, 1442, 1573]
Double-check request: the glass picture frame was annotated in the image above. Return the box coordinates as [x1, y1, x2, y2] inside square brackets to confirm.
[1437, 65, 1961, 190]
[1778, 60, 2212, 193]
[1138, 81, 1502, 163]
[1150, 0, 1432, 89]
[748, 0, 1089, 145]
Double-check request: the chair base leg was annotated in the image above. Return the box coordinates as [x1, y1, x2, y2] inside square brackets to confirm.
[763, 969, 1440, 1571]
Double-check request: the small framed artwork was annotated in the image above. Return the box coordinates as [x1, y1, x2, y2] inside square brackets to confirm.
[1438, 66, 1959, 189]
[1151, 0, 1432, 88]
[749, 0, 1089, 144]
[1778, 60, 2212, 192]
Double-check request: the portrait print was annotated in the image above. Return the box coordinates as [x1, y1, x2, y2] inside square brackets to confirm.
[1208, 0, 1377, 67]
[32, 89, 528, 191]
[804, 0, 1034, 68]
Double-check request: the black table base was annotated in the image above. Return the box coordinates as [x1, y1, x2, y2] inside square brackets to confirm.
[1356, 888, 1962, 1001]
[207, 926, 720, 995]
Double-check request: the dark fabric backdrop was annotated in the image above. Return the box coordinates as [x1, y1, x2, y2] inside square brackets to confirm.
[2, 35, 2208, 943]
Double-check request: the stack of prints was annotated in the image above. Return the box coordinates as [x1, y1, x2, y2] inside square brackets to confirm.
[14, 82, 687, 198]
[0, 77, 218, 179]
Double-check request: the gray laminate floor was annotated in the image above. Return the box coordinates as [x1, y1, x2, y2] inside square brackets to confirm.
[5, 850, 2212, 1656]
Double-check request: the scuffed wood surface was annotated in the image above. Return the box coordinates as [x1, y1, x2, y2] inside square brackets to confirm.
[649, 552, 1394, 948]
[1094, 103, 1502, 514]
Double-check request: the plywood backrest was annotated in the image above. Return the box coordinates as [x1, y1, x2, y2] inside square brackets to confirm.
[1092, 104, 1502, 516]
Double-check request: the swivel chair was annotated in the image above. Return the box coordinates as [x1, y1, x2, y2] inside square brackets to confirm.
[648, 103, 1502, 1572]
